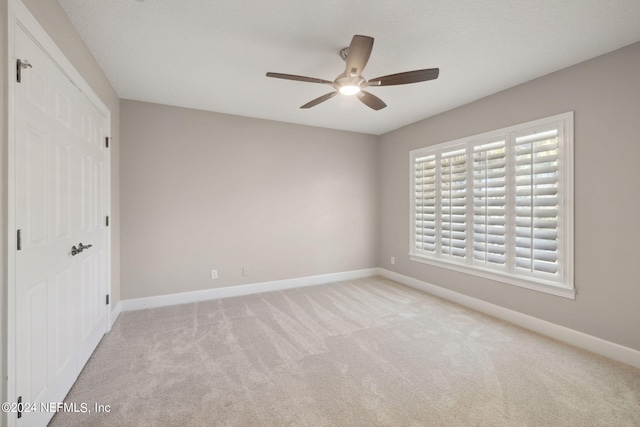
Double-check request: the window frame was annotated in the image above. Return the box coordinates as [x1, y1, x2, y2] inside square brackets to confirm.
[409, 112, 574, 299]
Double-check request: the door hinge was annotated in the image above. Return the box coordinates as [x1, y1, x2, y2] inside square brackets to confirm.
[106, 294, 110, 305]
[17, 396, 22, 419]
[106, 216, 110, 227]
[17, 229, 22, 251]
[105, 137, 110, 148]
[16, 59, 32, 83]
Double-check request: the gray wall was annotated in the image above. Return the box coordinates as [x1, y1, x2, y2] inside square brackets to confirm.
[120, 100, 378, 300]
[378, 42, 640, 351]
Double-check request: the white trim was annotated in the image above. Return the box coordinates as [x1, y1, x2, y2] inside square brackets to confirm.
[378, 268, 640, 369]
[120, 268, 378, 312]
[409, 254, 576, 299]
[98, 265, 640, 369]
[109, 302, 122, 329]
[118, 267, 640, 369]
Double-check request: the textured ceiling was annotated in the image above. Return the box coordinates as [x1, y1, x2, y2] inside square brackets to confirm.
[58, 0, 640, 135]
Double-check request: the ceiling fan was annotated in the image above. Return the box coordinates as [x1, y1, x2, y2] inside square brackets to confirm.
[266, 35, 439, 111]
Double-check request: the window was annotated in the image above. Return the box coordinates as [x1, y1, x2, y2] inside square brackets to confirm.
[410, 113, 574, 298]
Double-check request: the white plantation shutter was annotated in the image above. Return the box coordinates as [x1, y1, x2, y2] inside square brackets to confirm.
[440, 149, 467, 258]
[414, 155, 437, 253]
[514, 129, 561, 277]
[473, 139, 507, 267]
[410, 113, 573, 296]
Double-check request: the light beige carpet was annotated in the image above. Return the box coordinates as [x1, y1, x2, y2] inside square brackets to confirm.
[50, 277, 640, 426]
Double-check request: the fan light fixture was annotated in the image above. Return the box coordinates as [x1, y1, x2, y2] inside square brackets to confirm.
[266, 35, 440, 110]
[339, 85, 361, 95]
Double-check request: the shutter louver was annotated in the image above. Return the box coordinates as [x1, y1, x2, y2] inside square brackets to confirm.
[473, 140, 507, 266]
[414, 155, 436, 253]
[440, 149, 467, 258]
[514, 129, 560, 276]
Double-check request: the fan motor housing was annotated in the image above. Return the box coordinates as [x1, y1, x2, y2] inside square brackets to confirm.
[335, 74, 365, 89]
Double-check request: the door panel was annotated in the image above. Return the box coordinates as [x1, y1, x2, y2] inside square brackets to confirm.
[81, 155, 92, 232]
[80, 256, 93, 338]
[53, 141, 71, 240]
[26, 64, 47, 112]
[54, 88, 72, 128]
[24, 127, 48, 248]
[54, 268, 73, 375]
[27, 279, 48, 401]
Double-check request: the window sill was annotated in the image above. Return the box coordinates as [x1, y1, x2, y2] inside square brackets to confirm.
[409, 254, 576, 299]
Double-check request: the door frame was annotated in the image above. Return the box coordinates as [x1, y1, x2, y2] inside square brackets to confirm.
[4, 1, 112, 425]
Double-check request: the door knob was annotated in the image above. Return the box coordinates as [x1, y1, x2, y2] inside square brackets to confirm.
[71, 243, 93, 256]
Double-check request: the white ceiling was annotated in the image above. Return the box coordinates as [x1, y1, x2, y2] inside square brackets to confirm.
[57, 0, 640, 135]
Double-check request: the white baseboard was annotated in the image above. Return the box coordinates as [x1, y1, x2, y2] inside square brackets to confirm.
[378, 268, 640, 369]
[116, 266, 639, 369]
[108, 302, 122, 330]
[120, 268, 379, 312]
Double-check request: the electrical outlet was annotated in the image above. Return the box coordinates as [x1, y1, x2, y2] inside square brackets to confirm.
[210, 269, 218, 279]
[390, 256, 395, 265]
[242, 267, 249, 277]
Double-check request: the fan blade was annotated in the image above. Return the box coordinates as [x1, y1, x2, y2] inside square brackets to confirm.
[300, 92, 337, 109]
[344, 35, 374, 77]
[357, 90, 387, 110]
[368, 68, 439, 86]
[266, 72, 333, 85]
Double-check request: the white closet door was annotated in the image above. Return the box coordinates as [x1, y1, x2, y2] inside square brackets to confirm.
[14, 25, 108, 426]
[75, 88, 109, 366]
